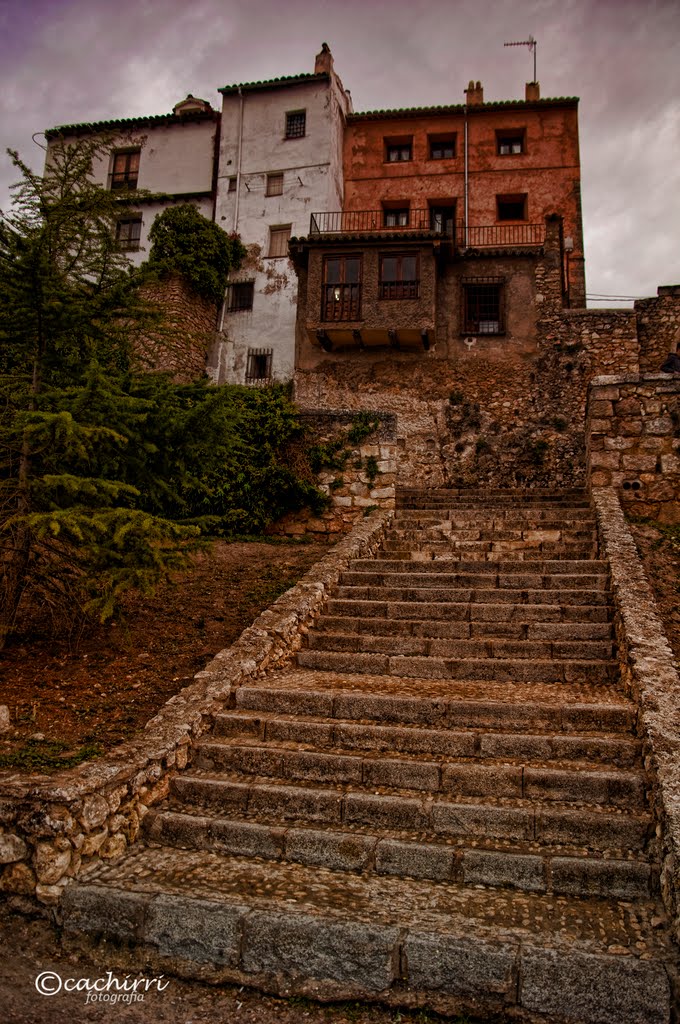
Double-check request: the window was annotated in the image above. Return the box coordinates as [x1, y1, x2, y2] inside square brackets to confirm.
[228, 176, 237, 192]
[462, 278, 505, 334]
[268, 225, 291, 258]
[227, 281, 254, 312]
[429, 136, 456, 160]
[285, 110, 306, 138]
[246, 348, 273, 384]
[385, 141, 412, 162]
[110, 149, 140, 190]
[323, 255, 362, 321]
[379, 253, 419, 300]
[430, 205, 456, 236]
[115, 216, 142, 251]
[383, 208, 409, 228]
[266, 172, 284, 197]
[497, 194, 527, 221]
[497, 130, 525, 155]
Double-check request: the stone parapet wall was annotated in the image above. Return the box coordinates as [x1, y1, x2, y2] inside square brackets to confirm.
[587, 374, 680, 522]
[538, 308, 640, 377]
[270, 412, 397, 538]
[593, 489, 680, 944]
[0, 511, 393, 908]
[136, 274, 217, 382]
[636, 286, 680, 374]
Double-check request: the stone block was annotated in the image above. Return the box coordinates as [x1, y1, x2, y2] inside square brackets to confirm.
[146, 894, 244, 965]
[405, 932, 517, 997]
[62, 885, 150, 941]
[520, 947, 669, 1024]
[242, 910, 398, 991]
[644, 416, 673, 435]
[462, 850, 545, 891]
[621, 454, 657, 472]
[80, 794, 109, 831]
[33, 839, 72, 884]
[0, 706, 9, 732]
[0, 861, 36, 895]
[619, 418, 643, 436]
[285, 828, 374, 872]
[0, 833, 28, 864]
[375, 839, 455, 881]
[589, 400, 614, 417]
[591, 451, 621, 470]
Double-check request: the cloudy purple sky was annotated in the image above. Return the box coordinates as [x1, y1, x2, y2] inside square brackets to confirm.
[0, 0, 678, 306]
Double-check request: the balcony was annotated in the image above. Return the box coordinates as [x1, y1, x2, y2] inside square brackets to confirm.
[309, 211, 545, 248]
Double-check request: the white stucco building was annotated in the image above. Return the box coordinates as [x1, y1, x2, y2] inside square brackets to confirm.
[209, 44, 352, 385]
[44, 94, 219, 267]
[44, 45, 350, 385]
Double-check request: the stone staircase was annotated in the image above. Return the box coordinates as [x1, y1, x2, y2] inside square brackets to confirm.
[62, 491, 677, 1023]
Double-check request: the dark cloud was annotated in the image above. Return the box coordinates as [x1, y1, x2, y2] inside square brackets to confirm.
[1, 0, 678, 303]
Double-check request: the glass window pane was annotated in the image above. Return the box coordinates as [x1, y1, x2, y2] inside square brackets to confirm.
[381, 257, 397, 282]
[345, 258, 360, 283]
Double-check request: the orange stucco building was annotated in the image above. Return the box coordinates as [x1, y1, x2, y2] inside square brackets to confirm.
[292, 79, 586, 366]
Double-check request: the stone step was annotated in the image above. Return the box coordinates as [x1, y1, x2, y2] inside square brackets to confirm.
[318, 614, 613, 639]
[212, 710, 640, 766]
[379, 542, 599, 561]
[351, 557, 609, 575]
[394, 509, 597, 523]
[234, 673, 636, 734]
[386, 527, 598, 543]
[328, 595, 612, 618]
[296, 648, 619, 683]
[394, 510, 597, 523]
[397, 499, 593, 510]
[334, 583, 610, 603]
[306, 630, 615, 662]
[192, 739, 644, 808]
[61, 848, 673, 1024]
[170, 774, 652, 852]
[331, 589, 612, 609]
[142, 809, 656, 900]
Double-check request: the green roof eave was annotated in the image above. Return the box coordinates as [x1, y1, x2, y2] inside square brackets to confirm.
[219, 72, 329, 95]
[45, 109, 218, 140]
[348, 96, 579, 122]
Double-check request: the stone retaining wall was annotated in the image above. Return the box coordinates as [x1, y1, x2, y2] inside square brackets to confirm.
[588, 374, 680, 522]
[270, 411, 397, 537]
[0, 510, 393, 908]
[136, 274, 217, 382]
[593, 488, 680, 944]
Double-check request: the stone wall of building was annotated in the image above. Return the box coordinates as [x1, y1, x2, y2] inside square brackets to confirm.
[270, 412, 397, 537]
[636, 285, 680, 374]
[136, 274, 217, 382]
[587, 374, 680, 522]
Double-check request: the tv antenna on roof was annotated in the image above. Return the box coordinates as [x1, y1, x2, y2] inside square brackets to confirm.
[504, 35, 537, 83]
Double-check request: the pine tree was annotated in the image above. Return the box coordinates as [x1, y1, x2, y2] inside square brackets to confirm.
[0, 140, 199, 648]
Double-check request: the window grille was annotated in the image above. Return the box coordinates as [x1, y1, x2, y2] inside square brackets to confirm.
[462, 277, 505, 334]
[246, 348, 273, 385]
[227, 281, 254, 312]
[266, 173, 284, 196]
[285, 111, 306, 138]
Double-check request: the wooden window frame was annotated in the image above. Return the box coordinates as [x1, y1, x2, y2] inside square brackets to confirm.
[379, 252, 420, 300]
[266, 172, 284, 197]
[496, 130, 526, 156]
[115, 215, 142, 251]
[322, 254, 362, 321]
[268, 225, 291, 258]
[110, 149, 140, 191]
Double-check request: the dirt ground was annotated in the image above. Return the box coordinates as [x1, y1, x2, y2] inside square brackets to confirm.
[0, 540, 330, 771]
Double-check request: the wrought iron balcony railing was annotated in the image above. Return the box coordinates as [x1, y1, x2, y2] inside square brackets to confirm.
[309, 212, 545, 247]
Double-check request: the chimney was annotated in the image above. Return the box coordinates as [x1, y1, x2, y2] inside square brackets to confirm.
[315, 42, 333, 76]
[525, 81, 540, 102]
[465, 80, 484, 105]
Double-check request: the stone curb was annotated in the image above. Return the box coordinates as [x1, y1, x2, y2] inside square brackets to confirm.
[0, 508, 393, 905]
[592, 486, 680, 943]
